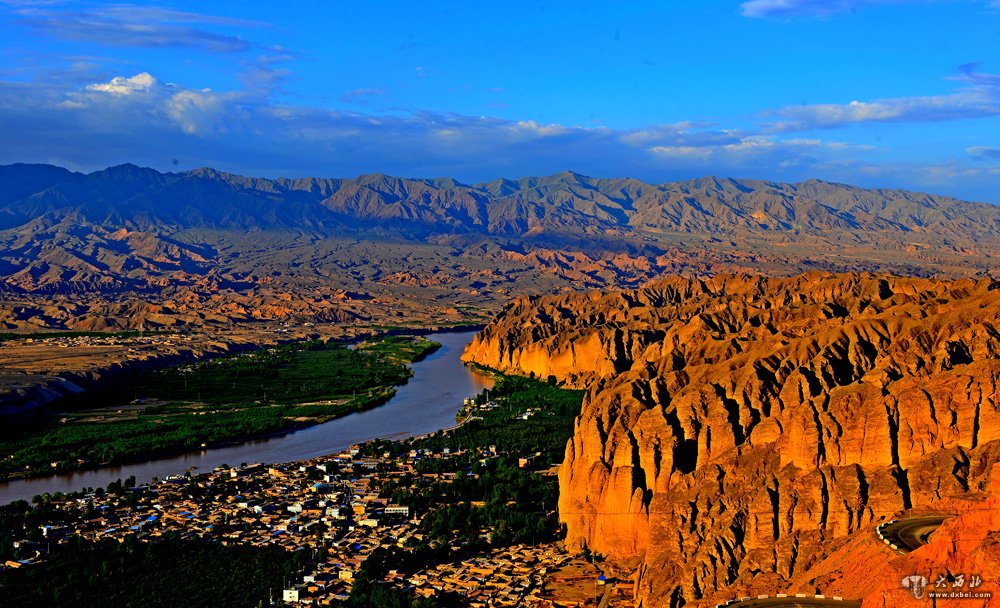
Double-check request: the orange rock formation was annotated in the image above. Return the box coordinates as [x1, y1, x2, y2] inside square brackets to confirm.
[463, 273, 1000, 606]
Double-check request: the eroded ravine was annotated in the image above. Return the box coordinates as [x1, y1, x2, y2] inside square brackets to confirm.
[462, 273, 1000, 606]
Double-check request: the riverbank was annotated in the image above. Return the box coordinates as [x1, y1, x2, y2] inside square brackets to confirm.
[0, 323, 483, 418]
[0, 331, 492, 505]
[0, 370, 584, 608]
[0, 335, 440, 481]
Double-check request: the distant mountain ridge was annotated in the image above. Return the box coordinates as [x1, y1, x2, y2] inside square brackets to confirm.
[3, 163, 998, 240]
[0, 163, 996, 330]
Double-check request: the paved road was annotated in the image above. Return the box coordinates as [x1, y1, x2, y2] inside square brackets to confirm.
[880, 515, 950, 552]
[720, 597, 861, 607]
[718, 516, 950, 608]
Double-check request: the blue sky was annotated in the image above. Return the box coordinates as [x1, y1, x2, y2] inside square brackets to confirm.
[1, 0, 998, 202]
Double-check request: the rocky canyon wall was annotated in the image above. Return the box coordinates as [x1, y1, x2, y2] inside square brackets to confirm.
[463, 273, 1000, 606]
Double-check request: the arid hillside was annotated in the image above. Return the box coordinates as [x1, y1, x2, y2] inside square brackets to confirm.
[463, 273, 1000, 606]
[1, 164, 998, 330]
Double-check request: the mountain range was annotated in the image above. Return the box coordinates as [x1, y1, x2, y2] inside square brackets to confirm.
[5, 163, 999, 238]
[0, 163, 997, 329]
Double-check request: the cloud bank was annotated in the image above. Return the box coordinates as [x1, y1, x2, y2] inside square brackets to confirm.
[968, 146, 1000, 159]
[765, 65, 1000, 130]
[0, 71, 883, 184]
[741, 0, 997, 18]
[8, 3, 265, 53]
[0, 70, 995, 202]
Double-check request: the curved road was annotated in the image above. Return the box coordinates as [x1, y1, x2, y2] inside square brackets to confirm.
[719, 596, 861, 608]
[879, 515, 950, 552]
[719, 597, 860, 607]
[718, 516, 951, 607]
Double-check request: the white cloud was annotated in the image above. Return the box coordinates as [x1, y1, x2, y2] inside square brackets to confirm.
[7, 3, 264, 53]
[511, 120, 571, 137]
[618, 122, 724, 147]
[649, 146, 714, 160]
[86, 72, 156, 95]
[0, 71, 997, 203]
[0, 72, 754, 179]
[765, 67, 1000, 130]
[967, 146, 1000, 158]
[68, 72, 236, 136]
[650, 135, 871, 168]
[741, 0, 879, 18]
[164, 89, 229, 135]
[4, 2, 297, 98]
[741, 0, 998, 18]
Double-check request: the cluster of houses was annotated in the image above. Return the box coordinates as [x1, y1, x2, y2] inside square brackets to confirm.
[399, 543, 575, 607]
[5, 375, 623, 608]
[15, 332, 194, 349]
[10, 440, 590, 605]
[10, 447, 431, 563]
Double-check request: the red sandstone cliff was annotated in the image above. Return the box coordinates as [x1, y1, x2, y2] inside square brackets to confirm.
[463, 273, 1000, 606]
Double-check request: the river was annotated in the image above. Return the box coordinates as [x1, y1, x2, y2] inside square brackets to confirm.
[0, 330, 492, 505]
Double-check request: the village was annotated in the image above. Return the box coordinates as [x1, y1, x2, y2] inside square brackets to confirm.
[4, 432, 624, 607]
[0, 363, 641, 607]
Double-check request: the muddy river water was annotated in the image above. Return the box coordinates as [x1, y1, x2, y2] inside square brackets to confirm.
[0, 330, 492, 504]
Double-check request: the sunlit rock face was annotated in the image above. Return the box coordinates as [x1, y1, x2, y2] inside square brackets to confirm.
[464, 273, 1000, 606]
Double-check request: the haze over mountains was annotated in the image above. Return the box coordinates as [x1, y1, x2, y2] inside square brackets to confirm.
[0, 163, 997, 330]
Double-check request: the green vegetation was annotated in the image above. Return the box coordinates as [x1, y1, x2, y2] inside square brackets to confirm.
[1, 498, 80, 561]
[349, 373, 585, 607]
[0, 368, 586, 608]
[404, 374, 582, 545]
[424, 372, 585, 462]
[96, 337, 438, 407]
[0, 336, 439, 476]
[417, 462, 556, 545]
[0, 410, 292, 474]
[0, 535, 308, 608]
[356, 335, 440, 363]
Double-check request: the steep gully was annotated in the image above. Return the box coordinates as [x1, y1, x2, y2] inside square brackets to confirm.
[462, 273, 1000, 606]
